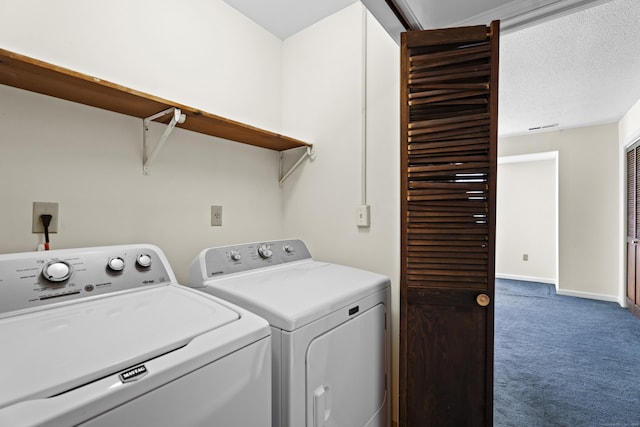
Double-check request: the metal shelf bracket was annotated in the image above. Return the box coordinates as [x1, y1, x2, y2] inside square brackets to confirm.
[279, 146, 315, 185]
[143, 107, 186, 175]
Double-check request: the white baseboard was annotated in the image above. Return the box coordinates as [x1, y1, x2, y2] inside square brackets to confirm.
[556, 288, 620, 304]
[495, 273, 556, 285]
[497, 273, 622, 305]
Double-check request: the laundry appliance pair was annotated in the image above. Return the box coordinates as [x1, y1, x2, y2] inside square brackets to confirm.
[0, 239, 390, 427]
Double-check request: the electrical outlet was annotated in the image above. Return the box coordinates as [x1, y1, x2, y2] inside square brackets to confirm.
[211, 205, 223, 226]
[32, 202, 59, 233]
[356, 205, 370, 227]
[523, 253, 529, 261]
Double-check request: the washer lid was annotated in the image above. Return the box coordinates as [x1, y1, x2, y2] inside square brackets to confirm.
[0, 284, 239, 410]
[205, 261, 390, 331]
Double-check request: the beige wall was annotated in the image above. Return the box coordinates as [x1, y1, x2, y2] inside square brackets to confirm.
[282, 4, 399, 278]
[499, 124, 620, 302]
[497, 155, 558, 283]
[0, 84, 287, 284]
[0, 0, 285, 132]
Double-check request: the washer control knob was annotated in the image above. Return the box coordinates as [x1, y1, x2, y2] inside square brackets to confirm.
[42, 260, 72, 282]
[229, 250, 242, 261]
[136, 254, 152, 268]
[283, 244, 294, 254]
[257, 244, 272, 259]
[107, 257, 125, 272]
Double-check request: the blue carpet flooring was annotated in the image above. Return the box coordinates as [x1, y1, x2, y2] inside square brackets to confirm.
[494, 279, 640, 427]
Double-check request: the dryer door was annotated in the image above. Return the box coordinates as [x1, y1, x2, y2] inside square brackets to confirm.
[306, 304, 387, 427]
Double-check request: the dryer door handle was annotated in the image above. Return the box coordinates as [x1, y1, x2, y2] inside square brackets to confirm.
[313, 385, 331, 426]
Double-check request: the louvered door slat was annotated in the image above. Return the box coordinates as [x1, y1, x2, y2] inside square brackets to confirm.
[410, 112, 489, 128]
[410, 130, 490, 144]
[409, 92, 489, 106]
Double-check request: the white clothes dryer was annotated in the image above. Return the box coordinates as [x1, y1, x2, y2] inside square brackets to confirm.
[188, 239, 391, 427]
[0, 244, 271, 427]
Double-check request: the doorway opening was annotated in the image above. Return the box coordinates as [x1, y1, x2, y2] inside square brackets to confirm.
[496, 151, 559, 286]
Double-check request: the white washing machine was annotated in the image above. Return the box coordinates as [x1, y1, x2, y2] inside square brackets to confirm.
[0, 244, 271, 427]
[188, 239, 391, 427]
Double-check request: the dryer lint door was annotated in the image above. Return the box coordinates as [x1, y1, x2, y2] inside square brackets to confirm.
[306, 304, 387, 427]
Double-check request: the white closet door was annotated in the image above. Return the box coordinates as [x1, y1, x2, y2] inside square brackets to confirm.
[306, 304, 386, 427]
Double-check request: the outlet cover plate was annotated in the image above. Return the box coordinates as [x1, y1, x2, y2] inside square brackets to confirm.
[211, 205, 223, 226]
[32, 202, 59, 233]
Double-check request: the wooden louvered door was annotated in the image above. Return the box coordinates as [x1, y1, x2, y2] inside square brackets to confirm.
[399, 22, 499, 426]
[626, 144, 640, 317]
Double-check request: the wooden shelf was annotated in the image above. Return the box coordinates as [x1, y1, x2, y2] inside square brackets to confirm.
[0, 48, 311, 152]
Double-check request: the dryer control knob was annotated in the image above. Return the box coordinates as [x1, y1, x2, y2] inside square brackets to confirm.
[283, 244, 294, 254]
[42, 260, 72, 282]
[257, 244, 272, 259]
[136, 254, 152, 268]
[229, 250, 242, 261]
[107, 257, 125, 272]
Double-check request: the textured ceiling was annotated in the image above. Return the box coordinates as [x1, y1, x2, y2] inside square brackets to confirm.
[499, 0, 640, 135]
[223, 0, 640, 136]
